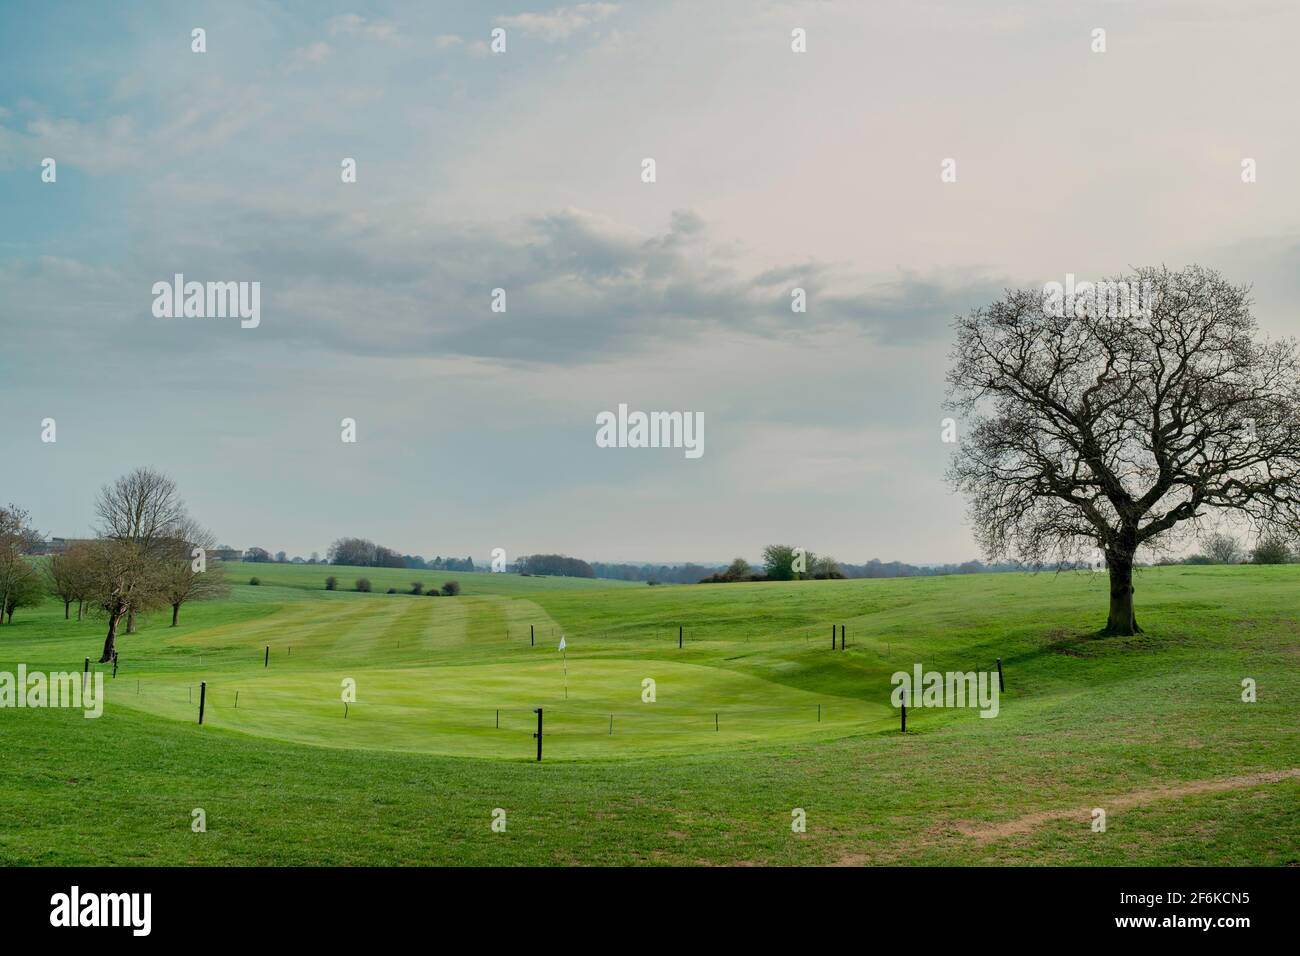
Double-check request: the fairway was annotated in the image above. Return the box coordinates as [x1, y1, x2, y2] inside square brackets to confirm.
[71, 563, 902, 760]
[2, 562, 1298, 865]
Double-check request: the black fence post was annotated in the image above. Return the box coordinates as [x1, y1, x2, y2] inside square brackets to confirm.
[841, 624, 846, 650]
[198, 681, 207, 725]
[901, 692, 907, 733]
[996, 657, 1005, 692]
[530, 625, 534, 647]
[533, 707, 543, 761]
[111, 655, 118, 679]
[679, 625, 683, 649]
[83, 657, 89, 691]
[265, 646, 269, 668]
[832, 625, 835, 648]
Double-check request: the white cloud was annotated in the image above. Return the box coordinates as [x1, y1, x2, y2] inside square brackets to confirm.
[287, 42, 332, 72]
[327, 14, 395, 40]
[495, 3, 619, 42]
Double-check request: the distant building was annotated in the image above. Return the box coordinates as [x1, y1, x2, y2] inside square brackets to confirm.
[30, 537, 91, 555]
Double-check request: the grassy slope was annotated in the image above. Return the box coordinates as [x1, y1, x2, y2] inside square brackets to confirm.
[0, 565, 1296, 865]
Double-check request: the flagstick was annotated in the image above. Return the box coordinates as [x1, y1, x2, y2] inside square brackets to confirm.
[557, 634, 569, 699]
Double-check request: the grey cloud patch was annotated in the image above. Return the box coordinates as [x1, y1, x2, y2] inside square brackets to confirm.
[3, 204, 1003, 367]
[820, 269, 1010, 344]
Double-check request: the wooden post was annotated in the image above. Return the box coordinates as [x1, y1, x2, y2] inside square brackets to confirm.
[609, 714, 613, 735]
[198, 681, 206, 725]
[678, 625, 683, 649]
[715, 712, 719, 732]
[817, 703, 821, 722]
[235, 691, 239, 708]
[996, 657, 1005, 692]
[344, 702, 348, 718]
[83, 657, 89, 692]
[832, 625, 835, 649]
[533, 707, 543, 761]
[901, 689, 907, 733]
[265, 646, 269, 668]
[496, 708, 499, 729]
[530, 625, 534, 647]
[841, 624, 846, 650]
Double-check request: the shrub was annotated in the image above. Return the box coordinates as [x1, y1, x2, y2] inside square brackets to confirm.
[355, 578, 372, 592]
[249, 577, 260, 586]
[325, 576, 338, 591]
[386, 587, 397, 594]
[426, 590, 439, 597]
[1251, 533, 1293, 565]
[411, 582, 424, 595]
[441, 580, 461, 596]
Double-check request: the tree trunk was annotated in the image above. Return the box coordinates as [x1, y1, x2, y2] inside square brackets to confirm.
[99, 609, 124, 663]
[1104, 556, 1141, 635]
[127, 609, 136, 634]
[171, 603, 180, 627]
[64, 600, 71, 619]
[77, 600, 83, 621]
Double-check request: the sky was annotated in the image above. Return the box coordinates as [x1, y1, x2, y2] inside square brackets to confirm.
[2, 0, 1299, 564]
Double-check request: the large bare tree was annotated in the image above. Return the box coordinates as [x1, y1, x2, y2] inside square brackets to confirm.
[947, 266, 1300, 634]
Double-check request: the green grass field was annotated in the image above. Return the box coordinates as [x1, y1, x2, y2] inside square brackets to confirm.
[1, 562, 1296, 865]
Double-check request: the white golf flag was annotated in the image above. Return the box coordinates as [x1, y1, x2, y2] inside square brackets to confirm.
[558, 636, 566, 651]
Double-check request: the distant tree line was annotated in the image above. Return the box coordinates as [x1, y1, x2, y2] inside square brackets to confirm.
[839, 558, 1024, 578]
[412, 555, 476, 572]
[592, 549, 1027, 584]
[213, 547, 321, 564]
[326, 538, 407, 568]
[517, 554, 595, 578]
[591, 561, 720, 584]
[320, 538, 477, 571]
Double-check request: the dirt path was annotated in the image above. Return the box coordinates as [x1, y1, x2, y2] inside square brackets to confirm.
[953, 768, 1300, 842]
